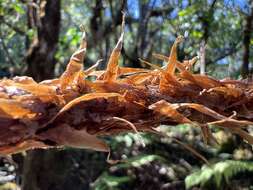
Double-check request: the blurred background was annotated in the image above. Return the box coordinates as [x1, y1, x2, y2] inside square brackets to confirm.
[0, 0, 253, 189]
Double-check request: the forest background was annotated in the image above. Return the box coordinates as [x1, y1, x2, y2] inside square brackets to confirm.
[0, 0, 253, 189]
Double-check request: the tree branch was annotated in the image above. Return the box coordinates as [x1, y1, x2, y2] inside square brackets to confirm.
[207, 47, 239, 65]
[149, 7, 174, 17]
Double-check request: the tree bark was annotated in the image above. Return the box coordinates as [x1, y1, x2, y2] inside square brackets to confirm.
[22, 0, 62, 189]
[199, 0, 217, 75]
[200, 40, 206, 75]
[22, 149, 107, 190]
[241, 5, 253, 78]
[22, 150, 73, 190]
[25, 0, 61, 81]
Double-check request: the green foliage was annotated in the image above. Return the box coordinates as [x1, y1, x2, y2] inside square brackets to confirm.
[92, 154, 167, 190]
[92, 172, 131, 190]
[12, 3, 25, 14]
[185, 160, 253, 189]
[115, 154, 167, 169]
[0, 0, 249, 77]
[112, 133, 155, 148]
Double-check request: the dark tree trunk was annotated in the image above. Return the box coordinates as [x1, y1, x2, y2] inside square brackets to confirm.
[22, 0, 64, 189]
[22, 150, 73, 190]
[25, 0, 61, 81]
[22, 2, 108, 189]
[241, 6, 253, 78]
[22, 149, 107, 190]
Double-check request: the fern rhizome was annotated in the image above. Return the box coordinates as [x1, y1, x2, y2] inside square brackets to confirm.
[0, 15, 252, 164]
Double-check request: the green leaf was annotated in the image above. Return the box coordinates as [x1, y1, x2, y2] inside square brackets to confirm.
[13, 3, 25, 14]
[178, 6, 196, 17]
[185, 166, 213, 189]
[250, 38, 253, 46]
[192, 30, 203, 39]
[185, 160, 253, 189]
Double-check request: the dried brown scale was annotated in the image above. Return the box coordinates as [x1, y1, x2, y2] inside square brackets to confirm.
[0, 21, 253, 159]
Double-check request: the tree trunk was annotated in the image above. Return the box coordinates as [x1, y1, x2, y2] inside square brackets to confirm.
[22, 150, 73, 190]
[25, 0, 61, 81]
[241, 5, 253, 78]
[200, 40, 206, 75]
[199, 0, 217, 75]
[22, 0, 63, 189]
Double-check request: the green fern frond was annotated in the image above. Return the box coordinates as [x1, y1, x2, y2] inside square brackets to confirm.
[185, 160, 253, 189]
